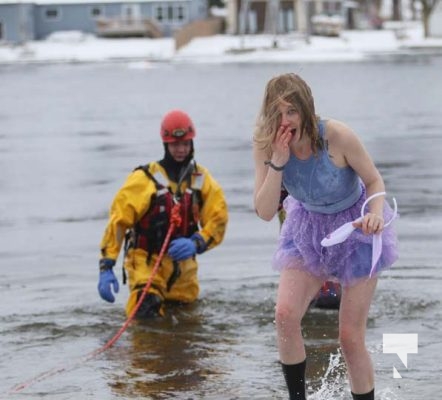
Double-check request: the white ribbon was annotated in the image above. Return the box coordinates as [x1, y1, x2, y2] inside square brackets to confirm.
[321, 191, 398, 278]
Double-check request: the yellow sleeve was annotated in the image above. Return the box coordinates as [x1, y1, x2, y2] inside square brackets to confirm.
[99, 169, 155, 260]
[195, 166, 228, 250]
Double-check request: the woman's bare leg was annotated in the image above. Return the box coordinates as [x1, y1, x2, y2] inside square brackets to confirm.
[339, 278, 378, 394]
[275, 268, 323, 363]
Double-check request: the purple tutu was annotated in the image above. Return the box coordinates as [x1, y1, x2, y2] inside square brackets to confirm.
[272, 188, 399, 287]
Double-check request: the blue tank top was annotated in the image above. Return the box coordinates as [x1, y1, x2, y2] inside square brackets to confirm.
[282, 120, 362, 214]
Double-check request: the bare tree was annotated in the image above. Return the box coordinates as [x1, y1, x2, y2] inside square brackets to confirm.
[392, 0, 401, 20]
[420, 0, 440, 37]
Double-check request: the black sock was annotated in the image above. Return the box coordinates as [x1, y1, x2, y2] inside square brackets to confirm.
[351, 388, 374, 400]
[281, 359, 306, 400]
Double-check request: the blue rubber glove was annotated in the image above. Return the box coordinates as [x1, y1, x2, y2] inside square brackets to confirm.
[168, 237, 197, 261]
[98, 259, 119, 303]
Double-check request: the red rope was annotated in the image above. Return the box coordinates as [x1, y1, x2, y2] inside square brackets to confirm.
[10, 203, 182, 394]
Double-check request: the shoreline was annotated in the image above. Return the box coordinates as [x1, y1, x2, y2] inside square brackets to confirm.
[1, 24, 442, 66]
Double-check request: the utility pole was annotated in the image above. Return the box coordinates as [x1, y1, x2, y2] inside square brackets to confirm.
[239, 0, 251, 49]
[18, 0, 27, 45]
[265, 0, 280, 47]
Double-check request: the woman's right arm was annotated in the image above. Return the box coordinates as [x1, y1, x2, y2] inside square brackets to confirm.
[253, 144, 283, 221]
[253, 125, 292, 221]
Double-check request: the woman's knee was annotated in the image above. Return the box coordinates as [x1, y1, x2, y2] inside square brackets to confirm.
[275, 302, 303, 330]
[339, 324, 365, 355]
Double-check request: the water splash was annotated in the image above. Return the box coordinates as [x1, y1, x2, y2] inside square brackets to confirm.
[308, 349, 401, 400]
[377, 387, 401, 400]
[310, 350, 347, 399]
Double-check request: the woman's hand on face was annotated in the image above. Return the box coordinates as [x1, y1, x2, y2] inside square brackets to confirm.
[352, 213, 384, 235]
[271, 125, 292, 167]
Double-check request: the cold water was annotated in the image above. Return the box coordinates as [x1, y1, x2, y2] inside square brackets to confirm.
[0, 56, 441, 399]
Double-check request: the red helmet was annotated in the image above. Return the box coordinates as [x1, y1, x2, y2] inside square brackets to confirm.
[160, 110, 196, 143]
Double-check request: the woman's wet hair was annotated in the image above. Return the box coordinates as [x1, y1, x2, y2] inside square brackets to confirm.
[254, 73, 322, 155]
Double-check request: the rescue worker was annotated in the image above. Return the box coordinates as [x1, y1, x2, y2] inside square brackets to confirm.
[97, 109, 228, 318]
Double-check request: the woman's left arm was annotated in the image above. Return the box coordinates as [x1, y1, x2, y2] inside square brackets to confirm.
[333, 120, 385, 234]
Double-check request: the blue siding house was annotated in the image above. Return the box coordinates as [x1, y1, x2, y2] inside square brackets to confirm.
[0, 0, 208, 43]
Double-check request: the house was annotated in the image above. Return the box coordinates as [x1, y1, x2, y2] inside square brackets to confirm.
[226, 0, 305, 34]
[225, 0, 382, 35]
[0, 0, 209, 43]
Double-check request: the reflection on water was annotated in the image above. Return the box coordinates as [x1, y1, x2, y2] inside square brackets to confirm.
[107, 304, 216, 399]
[1, 59, 442, 399]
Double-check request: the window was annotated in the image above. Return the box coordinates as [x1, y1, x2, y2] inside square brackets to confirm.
[154, 4, 188, 23]
[91, 6, 102, 18]
[177, 6, 184, 21]
[155, 6, 163, 21]
[44, 8, 60, 20]
[178, 5, 188, 22]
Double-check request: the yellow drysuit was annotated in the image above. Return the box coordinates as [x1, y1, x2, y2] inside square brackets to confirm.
[100, 161, 228, 316]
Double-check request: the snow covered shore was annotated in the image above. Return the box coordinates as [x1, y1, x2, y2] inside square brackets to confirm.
[1, 21, 441, 65]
